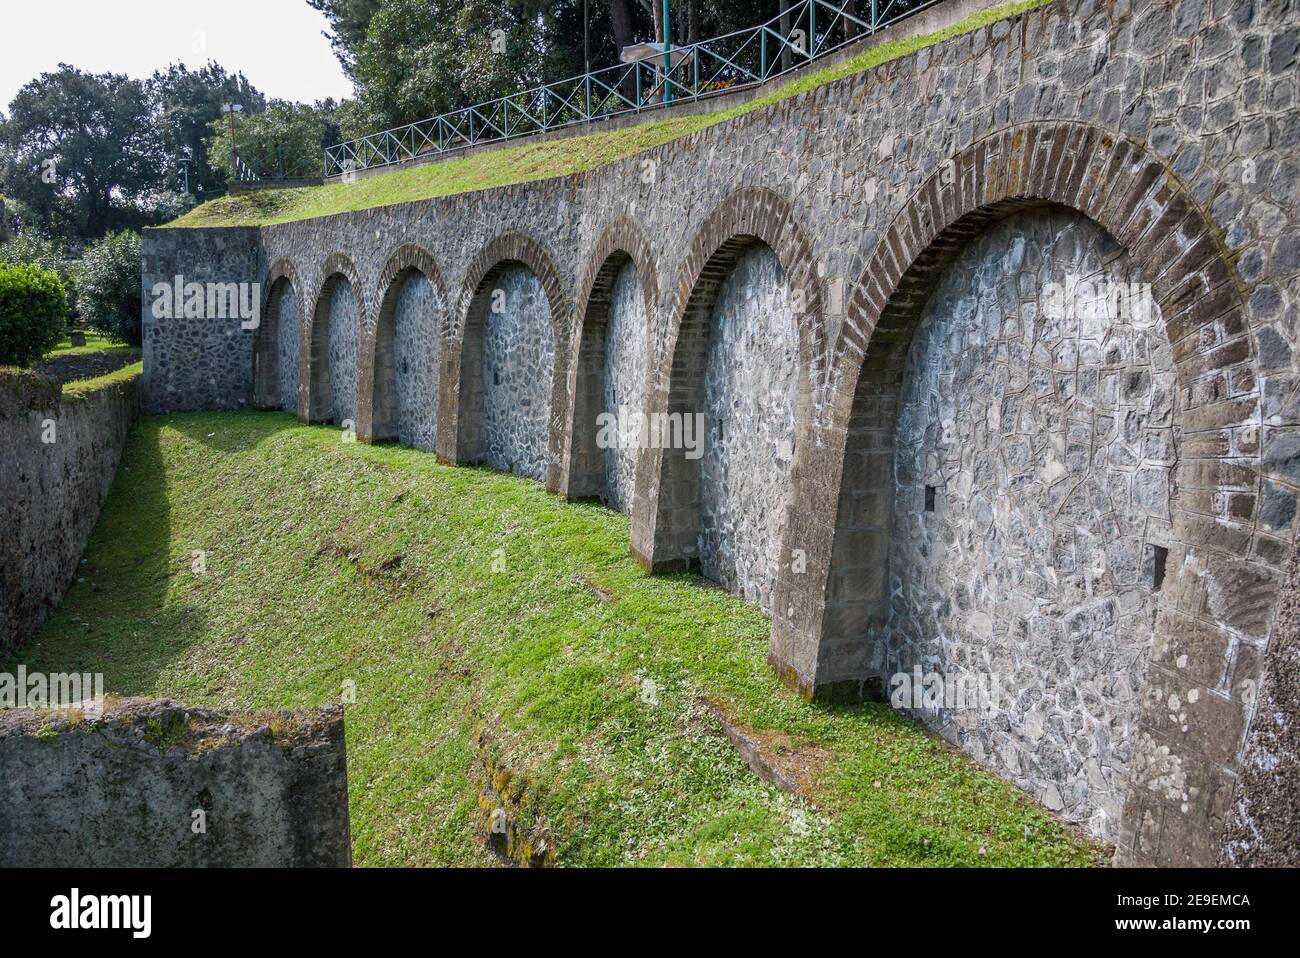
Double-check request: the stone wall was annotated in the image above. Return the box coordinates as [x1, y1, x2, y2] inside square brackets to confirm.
[1218, 533, 1300, 865]
[602, 262, 649, 513]
[699, 246, 799, 611]
[327, 279, 361, 425]
[0, 698, 350, 867]
[140, 226, 259, 414]
[140, 0, 1300, 865]
[276, 282, 301, 412]
[393, 272, 442, 449]
[480, 266, 555, 480]
[884, 208, 1174, 841]
[0, 367, 138, 658]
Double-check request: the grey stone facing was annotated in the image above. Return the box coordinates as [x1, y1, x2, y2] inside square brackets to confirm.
[275, 283, 301, 413]
[394, 273, 442, 450]
[0, 698, 350, 867]
[0, 369, 139, 657]
[327, 278, 361, 426]
[883, 208, 1173, 841]
[481, 266, 555, 481]
[699, 246, 799, 611]
[602, 261, 649, 513]
[141, 226, 259, 415]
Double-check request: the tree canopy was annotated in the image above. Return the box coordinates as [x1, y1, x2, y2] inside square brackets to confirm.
[316, 0, 794, 139]
[0, 65, 161, 240]
[0, 62, 270, 244]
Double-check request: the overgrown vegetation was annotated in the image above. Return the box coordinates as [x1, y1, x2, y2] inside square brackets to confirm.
[75, 231, 143, 346]
[0, 261, 67, 367]
[0, 235, 79, 316]
[13, 409, 1108, 867]
[205, 101, 340, 181]
[170, 0, 1048, 228]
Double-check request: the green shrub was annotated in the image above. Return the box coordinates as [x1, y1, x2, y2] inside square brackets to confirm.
[76, 231, 141, 346]
[0, 262, 68, 366]
[0, 235, 78, 318]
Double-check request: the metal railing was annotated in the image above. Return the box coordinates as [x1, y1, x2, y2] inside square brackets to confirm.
[323, 0, 937, 177]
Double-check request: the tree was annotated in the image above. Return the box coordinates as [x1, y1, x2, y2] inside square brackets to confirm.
[205, 101, 338, 181]
[0, 234, 78, 318]
[149, 62, 266, 201]
[343, 0, 550, 136]
[319, 1, 804, 140]
[308, 0, 385, 80]
[76, 231, 142, 346]
[0, 65, 160, 239]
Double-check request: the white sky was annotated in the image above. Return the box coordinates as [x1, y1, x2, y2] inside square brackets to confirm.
[0, 0, 354, 111]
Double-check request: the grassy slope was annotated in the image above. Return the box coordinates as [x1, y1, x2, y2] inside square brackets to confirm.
[170, 0, 1049, 229]
[12, 410, 1107, 867]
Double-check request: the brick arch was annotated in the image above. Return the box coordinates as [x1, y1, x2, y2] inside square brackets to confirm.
[769, 121, 1266, 868]
[253, 257, 303, 410]
[629, 185, 822, 575]
[358, 243, 449, 444]
[303, 252, 366, 424]
[438, 232, 572, 490]
[559, 215, 661, 504]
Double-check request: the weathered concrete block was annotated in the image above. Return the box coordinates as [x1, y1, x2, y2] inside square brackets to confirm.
[0, 699, 351, 867]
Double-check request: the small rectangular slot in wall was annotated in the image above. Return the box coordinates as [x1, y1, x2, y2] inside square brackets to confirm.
[493, 370, 501, 386]
[1147, 544, 1168, 591]
[924, 486, 936, 513]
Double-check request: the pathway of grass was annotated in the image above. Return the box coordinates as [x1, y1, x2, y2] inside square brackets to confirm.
[169, 0, 1049, 229]
[12, 410, 1108, 867]
[45, 331, 123, 356]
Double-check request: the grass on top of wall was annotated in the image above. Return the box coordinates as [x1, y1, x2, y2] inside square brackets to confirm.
[60, 359, 142, 398]
[11, 409, 1109, 867]
[168, 0, 1049, 229]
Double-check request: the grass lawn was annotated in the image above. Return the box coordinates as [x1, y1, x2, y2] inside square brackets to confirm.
[11, 410, 1108, 867]
[36, 334, 141, 386]
[169, 0, 1049, 229]
[45, 331, 123, 356]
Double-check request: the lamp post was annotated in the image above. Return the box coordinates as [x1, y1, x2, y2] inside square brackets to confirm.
[662, 0, 671, 105]
[221, 102, 244, 179]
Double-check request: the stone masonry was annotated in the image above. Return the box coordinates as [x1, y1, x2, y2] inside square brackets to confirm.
[0, 368, 139, 656]
[140, 0, 1300, 865]
[885, 208, 1174, 841]
[0, 699, 350, 867]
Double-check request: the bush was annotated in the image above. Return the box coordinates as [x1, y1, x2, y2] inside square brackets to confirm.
[76, 230, 141, 346]
[0, 262, 68, 367]
[0, 234, 79, 318]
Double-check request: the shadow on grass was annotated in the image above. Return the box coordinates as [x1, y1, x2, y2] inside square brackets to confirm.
[9, 411, 294, 693]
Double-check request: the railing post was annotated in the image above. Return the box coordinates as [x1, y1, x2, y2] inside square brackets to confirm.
[662, 0, 672, 106]
[324, 0, 941, 171]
